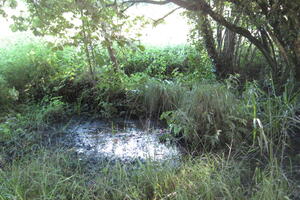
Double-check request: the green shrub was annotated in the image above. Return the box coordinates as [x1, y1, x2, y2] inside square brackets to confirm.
[118, 45, 214, 80]
[0, 40, 54, 98]
[137, 78, 248, 149]
[0, 75, 19, 107]
[0, 97, 67, 142]
[0, 97, 69, 164]
[138, 77, 299, 152]
[0, 38, 87, 103]
[162, 83, 248, 150]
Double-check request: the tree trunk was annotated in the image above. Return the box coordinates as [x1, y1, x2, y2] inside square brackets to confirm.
[101, 23, 119, 71]
[80, 10, 95, 81]
[169, 0, 279, 73]
[197, 13, 224, 79]
[106, 41, 119, 71]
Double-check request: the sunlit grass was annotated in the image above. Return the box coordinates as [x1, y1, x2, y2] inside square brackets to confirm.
[0, 149, 293, 200]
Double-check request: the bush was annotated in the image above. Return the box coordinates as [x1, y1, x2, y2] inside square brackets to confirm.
[0, 38, 87, 102]
[139, 77, 299, 152]
[0, 75, 19, 108]
[162, 83, 248, 150]
[0, 96, 69, 164]
[137, 79, 248, 150]
[0, 97, 68, 143]
[118, 45, 214, 80]
[0, 39, 54, 99]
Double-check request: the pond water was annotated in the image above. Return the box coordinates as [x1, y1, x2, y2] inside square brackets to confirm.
[66, 118, 182, 163]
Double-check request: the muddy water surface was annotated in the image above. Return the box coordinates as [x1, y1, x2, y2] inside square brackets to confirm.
[66, 118, 181, 163]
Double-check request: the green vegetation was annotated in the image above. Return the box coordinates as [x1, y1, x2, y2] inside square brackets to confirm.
[0, 37, 298, 200]
[0, 149, 292, 200]
[119, 45, 214, 80]
[0, 0, 299, 199]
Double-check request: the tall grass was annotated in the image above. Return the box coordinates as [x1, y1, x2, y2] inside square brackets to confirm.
[169, 83, 247, 150]
[137, 79, 185, 117]
[139, 78, 299, 153]
[0, 149, 294, 200]
[139, 79, 248, 150]
[242, 81, 300, 157]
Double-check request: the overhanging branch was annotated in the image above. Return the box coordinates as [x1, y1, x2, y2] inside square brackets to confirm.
[152, 7, 181, 26]
[122, 0, 170, 5]
[169, 0, 277, 67]
[121, 0, 277, 67]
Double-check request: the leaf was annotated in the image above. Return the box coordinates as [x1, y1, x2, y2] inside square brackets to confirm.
[137, 45, 145, 51]
[96, 56, 105, 66]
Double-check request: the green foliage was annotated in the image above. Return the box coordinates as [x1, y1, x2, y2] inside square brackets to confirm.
[242, 80, 300, 154]
[0, 38, 215, 118]
[0, 150, 293, 200]
[0, 97, 69, 165]
[0, 37, 89, 105]
[0, 37, 298, 153]
[138, 76, 299, 151]
[0, 38, 58, 100]
[137, 79, 184, 117]
[137, 79, 247, 149]
[0, 116, 20, 142]
[9, 0, 146, 76]
[0, 0, 17, 17]
[0, 113, 35, 160]
[0, 39, 298, 200]
[0, 75, 19, 108]
[119, 45, 214, 81]
[0, 97, 66, 135]
[162, 83, 248, 150]
[93, 66, 128, 118]
[0, 3, 299, 200]
[251, 161, 291, 200]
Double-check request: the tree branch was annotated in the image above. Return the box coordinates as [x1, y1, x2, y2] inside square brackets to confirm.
[168, 0, 198, 10]
[173, 0, 277, 67]
[152, 7, 180, 26]
[120, 2, 135, 13]
[122, 0, 170, 5]
[123, 0, 277, 67]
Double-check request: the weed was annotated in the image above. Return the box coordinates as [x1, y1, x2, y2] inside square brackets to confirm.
[0, 149, 293, 200]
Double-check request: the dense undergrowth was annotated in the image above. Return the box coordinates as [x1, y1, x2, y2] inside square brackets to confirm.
[0, 38, 299, 199]
[0, 149, 293, 200]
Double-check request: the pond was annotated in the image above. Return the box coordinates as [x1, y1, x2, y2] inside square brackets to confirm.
[65, 117, 182, 164]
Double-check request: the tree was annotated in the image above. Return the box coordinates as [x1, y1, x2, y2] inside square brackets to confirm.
[187, 3, 242, 79]
[8, 0, 139, 79]
[126, 0, 300, 83]
[0, 0, 17, 17]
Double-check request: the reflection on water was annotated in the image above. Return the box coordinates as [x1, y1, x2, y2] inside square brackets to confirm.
[68, 119, 181, 163]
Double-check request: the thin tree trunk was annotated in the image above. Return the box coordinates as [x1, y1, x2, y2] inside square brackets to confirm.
[101, 23, 119, 71]
[80, 10, 95, 81]
[106, 42, 119, 71]
[169, 0, 279, 73]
